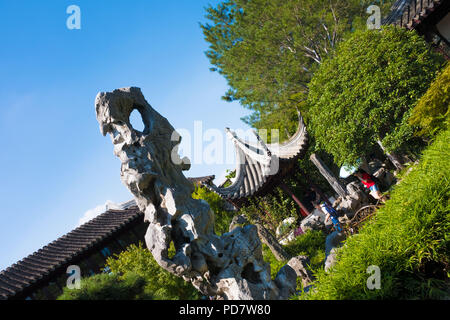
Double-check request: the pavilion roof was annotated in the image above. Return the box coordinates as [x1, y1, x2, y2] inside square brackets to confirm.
[203, 114, 309, 205]
[187, 175, 215, 186]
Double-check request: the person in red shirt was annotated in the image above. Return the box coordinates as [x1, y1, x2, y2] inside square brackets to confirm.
[354, 169, 386, 203]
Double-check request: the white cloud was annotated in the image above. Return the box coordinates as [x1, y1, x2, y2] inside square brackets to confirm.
[78, 200, 121, 227]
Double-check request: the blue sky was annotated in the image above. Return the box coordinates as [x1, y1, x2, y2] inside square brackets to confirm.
[0, 1, 252, 271]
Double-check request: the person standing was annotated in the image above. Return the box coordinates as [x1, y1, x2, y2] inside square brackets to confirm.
[354, 169, 386, 203]
[313, 201, 342, 232]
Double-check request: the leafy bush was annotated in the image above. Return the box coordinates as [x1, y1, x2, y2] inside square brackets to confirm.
[239, 188, 299, 231]
[202, 0, 395, 135]
[296, 127, 450, 300]
[192, 186, 235, 235]
[263, 230, 326, 280]
[284, 230, 327, 268]
[58, 242, 201, 300]
[307, 26, 443, 166]
[105, 243, 200, 300]
[277, 220, 295, 238]
[409, 62, 450, 138]
[57, 273, 153, 300]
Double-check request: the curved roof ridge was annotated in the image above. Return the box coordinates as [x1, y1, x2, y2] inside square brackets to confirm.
[204, 114, 309, 203]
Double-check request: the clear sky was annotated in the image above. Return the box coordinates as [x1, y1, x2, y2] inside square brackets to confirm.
[0, 1, 253, 271]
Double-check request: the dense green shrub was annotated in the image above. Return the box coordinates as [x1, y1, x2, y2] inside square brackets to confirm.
[105, 243, 200, 300]
[202, 0, 395, 136]
[409, 63, 450, 137]
[284, 230, 327, 268]
[58, 243, 200, 300]
[239, 187, 299, 231]
[296, 127, 450, 300]
[307, 26, 443, 166]
[192, 186, 235, 235]
[263, 230, 326, 280]
[57, 272, 153, 300]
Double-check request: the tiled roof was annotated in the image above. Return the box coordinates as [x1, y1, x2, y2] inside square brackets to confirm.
[0, 208, 143, 300]
[187, 175, 215, 185]
[204, 113, 309, 204]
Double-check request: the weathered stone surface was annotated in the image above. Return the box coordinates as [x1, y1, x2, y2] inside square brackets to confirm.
[300, 210, 327, 232]
[300, 196, 337, 232]
[228, 214, 290, 262]
[274, 264, 298, 299]
[287, 256, 315, 288]
[373, 167, 394, 189]
[276, 217, 296, 237]
[95, 87, 298, 300]
[256, 222, 291, 262]
[324, 248, 339, 272]
[228, 215, 248, 232]
[279, 230, 296, 245]
[333, 181, 369, 219]
[324, 231, 346, 271]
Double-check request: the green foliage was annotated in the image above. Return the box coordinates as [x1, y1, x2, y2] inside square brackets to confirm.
[294, 141, 343, 197]
[239, 188, 298, 231]
[284, 230, 327, 268]
[219, 170, 236, 188]
[192, 186, 235, 235]
[262, 230, 326, 286]
[57, 273, 153, 300]
[277, 220, 295, 238]
[307, 26, 443, 166]
[262, 244, 287, 280]
[202, 0, 394, 137]
[225, 169, 236, 179]
[105, 243, 200, 300]
[409, 62, 450, 138]
[296, 127, 450, 300]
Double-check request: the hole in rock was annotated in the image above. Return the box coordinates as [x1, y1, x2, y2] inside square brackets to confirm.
[241, 263, 261, 284]
[129, 109, 145, 132]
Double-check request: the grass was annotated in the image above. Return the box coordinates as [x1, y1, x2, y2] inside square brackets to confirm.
[263, 230, 326, 282]
[58, 273, 153, 300]
[295, 127, 450, 300]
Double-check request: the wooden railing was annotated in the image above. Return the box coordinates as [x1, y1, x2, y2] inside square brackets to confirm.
[392, 0, 441, 28]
